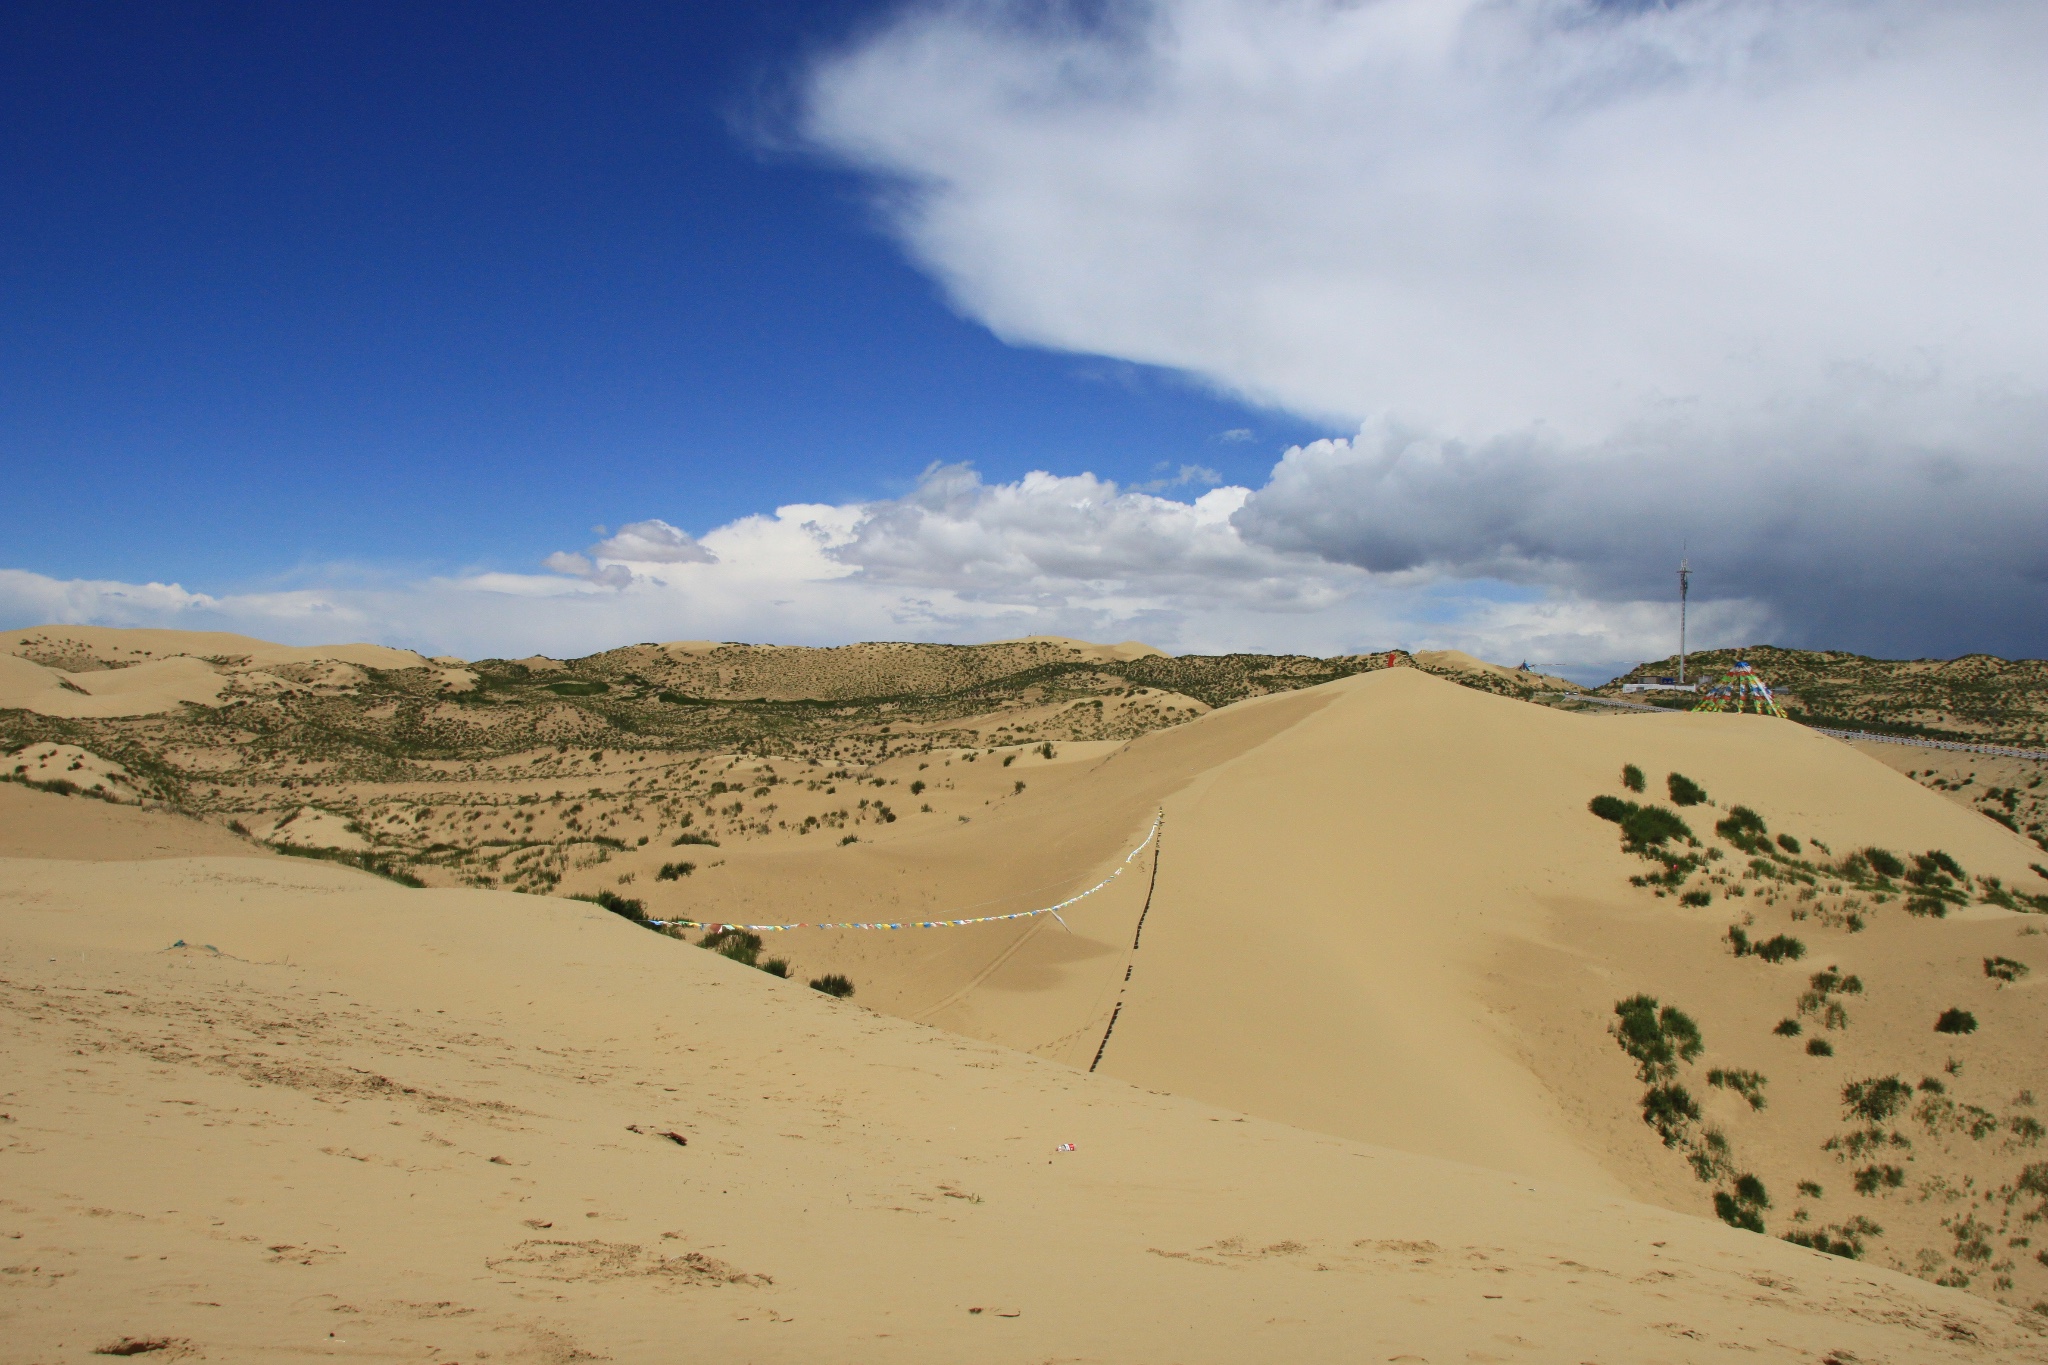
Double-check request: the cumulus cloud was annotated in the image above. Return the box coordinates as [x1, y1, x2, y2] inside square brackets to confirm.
[801, 0, 2048, 657]
[1, 466, 1726, 680]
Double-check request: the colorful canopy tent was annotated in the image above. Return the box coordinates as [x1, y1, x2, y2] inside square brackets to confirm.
[1692, 660, 1786, 717]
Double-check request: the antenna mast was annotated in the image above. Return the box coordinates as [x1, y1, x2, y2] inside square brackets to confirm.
[1678, 557, 1692, 685]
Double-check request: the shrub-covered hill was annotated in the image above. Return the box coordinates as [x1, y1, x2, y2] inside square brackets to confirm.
[1604, 647, 2048, 747]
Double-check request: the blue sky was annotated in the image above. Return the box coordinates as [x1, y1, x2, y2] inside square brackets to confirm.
[5, 2, 2045, 674]
[1, 2, 1317, 585]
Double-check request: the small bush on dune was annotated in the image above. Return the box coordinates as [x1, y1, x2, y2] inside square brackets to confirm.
[759, 958, 791, 979]
[1714, 1173, 1771, 1233]
[672, 831, 719, 847]
[1642, 1083, 1703, 1147]
[656, 861, 696, 881]
[1708, 1068, 1770, 1111]
[1752, 935, 1806, 964]
[1774, 1018, 1803, 1036]
[1843, 1076, 1913, 1124]
[1667, 773, 1708, 807]
[1589, 794, 1631, 822]
[1612, 995, 1704, 1082]
[1622, 764, 1646, 793]
[1777, 833, 1802, 854]
[574, 890, 647, 922]
[1784, 1216, 1882, 1260]
[810, 974, 855, 998]
[1715, 806, 1768, 851]
[1863, 848, 1905, 879]
[1986, 956, 2031, 985]
[1853, 1164, 1906, 1195]
[1727, 926, 1751, 957]
[1935, 1008, 1979, 1035]
[699, 928, 762, 966]
[1622, 805, 1693, 851]
[1680, 889, 1712, 907]
[1807, 1038, 1834, 1056]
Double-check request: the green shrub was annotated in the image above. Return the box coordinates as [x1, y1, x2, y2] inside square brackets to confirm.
[1013, 780, 1026, 794]
[1853, 1164, 1906, 1194]
[1843, 1076, 1912, 1123]
[1642, 1083, 1702, 1146]
[699, 928, 762, 966]
[1863, 847, 1905, 879]
[1680, 889, 1712, 907]
[1727, 926, 1751, 956]
[1715, 805, 1768, 848]
[574, 889, 647, 922]
[1935, 1008, 1979, 1035]
[1782, 1216, 1881, 1259]
[1708, 1068, 1770, 1111]
[909, 780, 925, 795]
[672, 832, 719, 846]
[1667, 773, 1708, 807]
[1002, 754, 1016, 767]
[1797, 1180, 1823, 1197]
[1039, 741, 1056, 759]
[546, 680, 609, 696]
[1776, 834, 1802, 854]
[274, 843, 428, 888]
[655, 861, 696, 881]
[839, 834, 858, 846]
[1808, 967, 1863, 996]
[1806, 1038, 1834, 1056]
[810, 974, 855, 998]
[1621, 804, 1693, 850]
[1589, 794, 1630, 822]
[1752, 935, 1806, 964]
[759, 958, 791, 979]
[1774, 1018, 1803, 1036]
[1986, 956, 2031, 985]
[1612, 995, 1704, 1082]
[1714, 1173, 1771, 1233]
[1622, 764, 1646, 793]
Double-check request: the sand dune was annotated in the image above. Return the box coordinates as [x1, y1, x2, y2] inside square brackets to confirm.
[1415, 646, 1582, 692]
[0, 625, 431, 718]
[0, 651, 227, 717]
[5, 624, 427, 672]
[669, 669, 2048, 1297]
[9, 631, 2048, 1346]
[3, 834, 2039, 1362]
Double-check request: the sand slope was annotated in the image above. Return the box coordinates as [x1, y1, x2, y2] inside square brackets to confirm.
[0, 652, 227, 717]
[670, 670, 2048, 1265]
[3, 849, 2038, 1363]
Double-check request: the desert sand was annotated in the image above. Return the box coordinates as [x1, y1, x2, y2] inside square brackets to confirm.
[0, 627, 429, 718]
[6, 634, 2048, 1359]
[3, 812, 2040, 1362]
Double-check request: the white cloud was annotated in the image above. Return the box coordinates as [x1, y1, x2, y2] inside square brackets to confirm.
[0, 466, 1728, 680]
[800, 0, 2048, 657]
